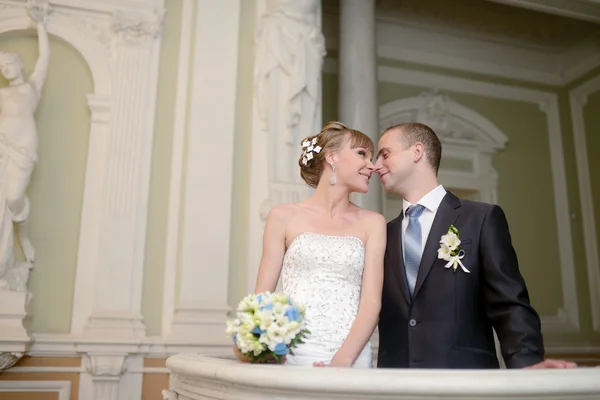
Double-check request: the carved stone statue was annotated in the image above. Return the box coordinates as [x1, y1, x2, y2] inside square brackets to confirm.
[254, 0, 326, 184]
[0, 0, 51, 291]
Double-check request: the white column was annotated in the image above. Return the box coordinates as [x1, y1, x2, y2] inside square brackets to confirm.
[70, 8, 165, 340]
[167, 0, 241, 343]
[338, 0, 382, 213]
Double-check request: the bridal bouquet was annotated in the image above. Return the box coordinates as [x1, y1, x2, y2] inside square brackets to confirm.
[226, 291, 309, 363]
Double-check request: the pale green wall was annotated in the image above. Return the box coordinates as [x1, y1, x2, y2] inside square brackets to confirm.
[0, 33, 92, 333]
[323, 56, 600, 344]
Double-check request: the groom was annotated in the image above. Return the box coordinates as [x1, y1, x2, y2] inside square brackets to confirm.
[373, 122, 576, 369]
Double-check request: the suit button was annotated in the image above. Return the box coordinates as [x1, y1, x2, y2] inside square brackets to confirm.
[409, 319, 417, 327]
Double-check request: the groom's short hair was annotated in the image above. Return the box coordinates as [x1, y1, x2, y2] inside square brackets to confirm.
[383, 122, 442, 174]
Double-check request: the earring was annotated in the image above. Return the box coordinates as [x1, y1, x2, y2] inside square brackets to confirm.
[330, 163, 336, 185]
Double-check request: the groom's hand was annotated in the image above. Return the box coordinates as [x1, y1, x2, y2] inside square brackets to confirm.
[524, 359, 577, 369]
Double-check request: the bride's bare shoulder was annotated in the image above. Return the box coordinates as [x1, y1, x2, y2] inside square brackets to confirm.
[354, 206, 386, 228]
[266, 202, 305, 223]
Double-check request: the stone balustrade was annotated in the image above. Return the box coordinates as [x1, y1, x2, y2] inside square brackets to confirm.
[164, 353, 600, 400]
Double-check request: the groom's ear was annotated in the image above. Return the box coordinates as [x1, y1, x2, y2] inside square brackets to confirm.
[413, 142, 425, 162]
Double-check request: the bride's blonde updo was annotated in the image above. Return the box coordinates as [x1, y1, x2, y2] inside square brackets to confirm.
[298, 121, 374, 188]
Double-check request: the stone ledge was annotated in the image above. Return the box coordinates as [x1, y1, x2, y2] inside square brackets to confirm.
[166, 353, 600, 400]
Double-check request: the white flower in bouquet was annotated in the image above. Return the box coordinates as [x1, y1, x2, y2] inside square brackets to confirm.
[225, 291, 309, 363]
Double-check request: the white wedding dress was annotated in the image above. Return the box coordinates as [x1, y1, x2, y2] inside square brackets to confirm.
[281, 232, 373, 368]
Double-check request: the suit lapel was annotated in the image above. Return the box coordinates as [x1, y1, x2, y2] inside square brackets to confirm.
[412, 192, 461, 299]
[389, 215, 411, 304]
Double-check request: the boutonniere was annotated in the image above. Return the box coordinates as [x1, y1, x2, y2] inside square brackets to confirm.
[437, 225, 470, 273]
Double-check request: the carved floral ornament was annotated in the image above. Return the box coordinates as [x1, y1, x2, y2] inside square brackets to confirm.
[381, 89, 508, 152]
[0, 0, 50, 19]
[0, 1, 165, 47]
[110, 8, 165, 44]
[0, 352, 22, 371]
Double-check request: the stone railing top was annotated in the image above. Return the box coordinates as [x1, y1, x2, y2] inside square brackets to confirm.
[166, 353, 600, 400]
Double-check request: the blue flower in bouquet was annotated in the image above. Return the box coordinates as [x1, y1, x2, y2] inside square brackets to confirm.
[285, 306, 302, 322]
[253, 326, 266, 335]
[225, 291, 310, 363]
[274, 342, 289, 356]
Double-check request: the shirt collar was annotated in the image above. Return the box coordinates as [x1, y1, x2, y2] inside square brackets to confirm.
[402, 185, 447, 217]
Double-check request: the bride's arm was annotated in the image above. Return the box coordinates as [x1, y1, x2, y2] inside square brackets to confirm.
[254, 204, 290, 293]
[328, 212, 386, 367]
[233, 205, 290, 362]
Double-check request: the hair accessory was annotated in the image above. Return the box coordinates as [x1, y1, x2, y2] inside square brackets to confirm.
[301, 137, 322, 166]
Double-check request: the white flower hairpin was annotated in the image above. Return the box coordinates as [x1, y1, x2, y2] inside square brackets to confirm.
[301, 137, 322, 166]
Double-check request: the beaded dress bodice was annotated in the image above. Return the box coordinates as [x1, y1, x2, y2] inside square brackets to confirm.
[281, 232, 368, 357]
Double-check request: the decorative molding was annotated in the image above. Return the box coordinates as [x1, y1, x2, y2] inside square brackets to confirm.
[161, 0, 194, 338]
[0, 352, 23, 371]
[78, 353, 141, 400]
[563, 43, 600, 84]
[569, 74, 600, 332]
[52, 0, 166, 341]
[0, 380, 71, 400]
[26, 333, 232, 359]
[86, 94, 112, 123]
[4, 365, 169, 373]
[18, 333, 600, 363]
[380, 90, 509, 152]
[0, 3, 112, 95]
[6, 366, 83, 373]
[0, 3, 16, 13]
[85, 354, 127, 378]
[328, 59, 581, 333]
[0, 290, 32, 353]
[71, 14, 112, 57]
[484, 0, 600, 24]
[321, 12, 600, 85]
[374, 21, 566, 86]
[110, 8, 164, 45]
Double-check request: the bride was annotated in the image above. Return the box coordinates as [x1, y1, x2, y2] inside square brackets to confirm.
[246, 121, 386, 368]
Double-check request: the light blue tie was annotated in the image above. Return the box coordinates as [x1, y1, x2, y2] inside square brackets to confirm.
[404, 204, 425, 297]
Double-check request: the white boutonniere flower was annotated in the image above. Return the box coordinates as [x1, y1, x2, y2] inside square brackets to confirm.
[437, 225, 470, 273]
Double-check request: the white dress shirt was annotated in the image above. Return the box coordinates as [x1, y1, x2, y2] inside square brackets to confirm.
[402, 185, 447, 260]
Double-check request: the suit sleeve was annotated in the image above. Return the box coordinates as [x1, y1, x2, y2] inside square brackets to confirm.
[480, 204, 544, 368]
